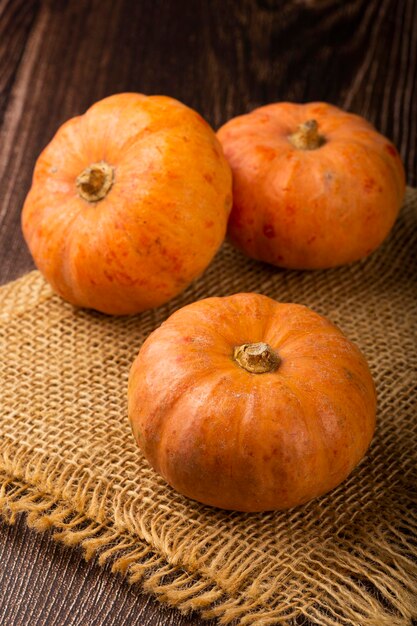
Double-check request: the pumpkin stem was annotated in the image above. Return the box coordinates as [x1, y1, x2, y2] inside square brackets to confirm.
[76, 161, 114, 202]
[233, 342, 280, 374]
[288, 120, 325, 150]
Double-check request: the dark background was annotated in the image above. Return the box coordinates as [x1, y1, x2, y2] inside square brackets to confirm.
[0, 1, 416, 624]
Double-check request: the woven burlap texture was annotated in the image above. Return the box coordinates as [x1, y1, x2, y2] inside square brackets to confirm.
[1, 188, 416, 626]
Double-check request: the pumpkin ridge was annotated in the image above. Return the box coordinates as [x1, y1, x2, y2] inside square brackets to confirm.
[275, 330, 350, 354]
[271, 374, 354, 493]
[132, 362, 222, 477]
[333, 139, 404, 202]
[156, 372, 239, 498]
[29, 196, 85, 306]
[296, 377, 374, 479]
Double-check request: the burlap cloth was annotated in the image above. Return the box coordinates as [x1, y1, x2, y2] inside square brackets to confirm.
[1, 188, 416, 626]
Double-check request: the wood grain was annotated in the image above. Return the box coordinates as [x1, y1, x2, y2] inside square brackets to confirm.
[0, 0, 39, 122]
[0, 0, 416, 624]
[0, 515, 214, 626]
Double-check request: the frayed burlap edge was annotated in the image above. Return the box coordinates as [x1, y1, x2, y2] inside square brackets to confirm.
[1, 451, 416, 626]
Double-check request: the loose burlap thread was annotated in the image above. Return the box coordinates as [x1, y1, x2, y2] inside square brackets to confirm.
[1, 189, 416, 626]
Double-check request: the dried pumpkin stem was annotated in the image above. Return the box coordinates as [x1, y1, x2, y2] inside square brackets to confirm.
[76, 161, 114, 202]
[288, 119, 325, 150]
[233, 342, 280, 374]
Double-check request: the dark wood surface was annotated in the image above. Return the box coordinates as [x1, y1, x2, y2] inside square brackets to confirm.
[0, 1, 416, 624]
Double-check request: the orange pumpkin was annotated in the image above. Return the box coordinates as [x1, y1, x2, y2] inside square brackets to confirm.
[22, 93, 232, 314]
[128, 293, 376, 512]
[217, 102, 405, 269]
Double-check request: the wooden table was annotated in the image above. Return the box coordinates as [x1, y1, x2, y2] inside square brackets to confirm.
[0, 1, 416, 624]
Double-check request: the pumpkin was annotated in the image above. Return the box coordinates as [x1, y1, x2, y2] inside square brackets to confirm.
[22, 93, 232, 315]
[217, 102, 405, 269]
[128, 293, 376, 512]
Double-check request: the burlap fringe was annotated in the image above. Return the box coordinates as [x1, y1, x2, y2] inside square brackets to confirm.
[1, 463, 416, 626]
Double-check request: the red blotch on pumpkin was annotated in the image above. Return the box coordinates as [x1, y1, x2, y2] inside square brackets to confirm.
[257, 114, 270, 124]
[256, 145, 276, 161]
[385, 144, 397, 157]
[263, 223, 276, 238]
[364, 178, 376, 192]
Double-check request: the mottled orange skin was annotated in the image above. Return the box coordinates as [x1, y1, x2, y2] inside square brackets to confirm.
[22, 93, 232, 314]
[128, 293, 376, 512]
[217, 102, 406, 269]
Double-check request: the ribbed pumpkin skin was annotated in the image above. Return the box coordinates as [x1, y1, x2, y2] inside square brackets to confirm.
[22, 93, 232, 314]
[217, 102, 405, 269]
[128, 293, 377, 512]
